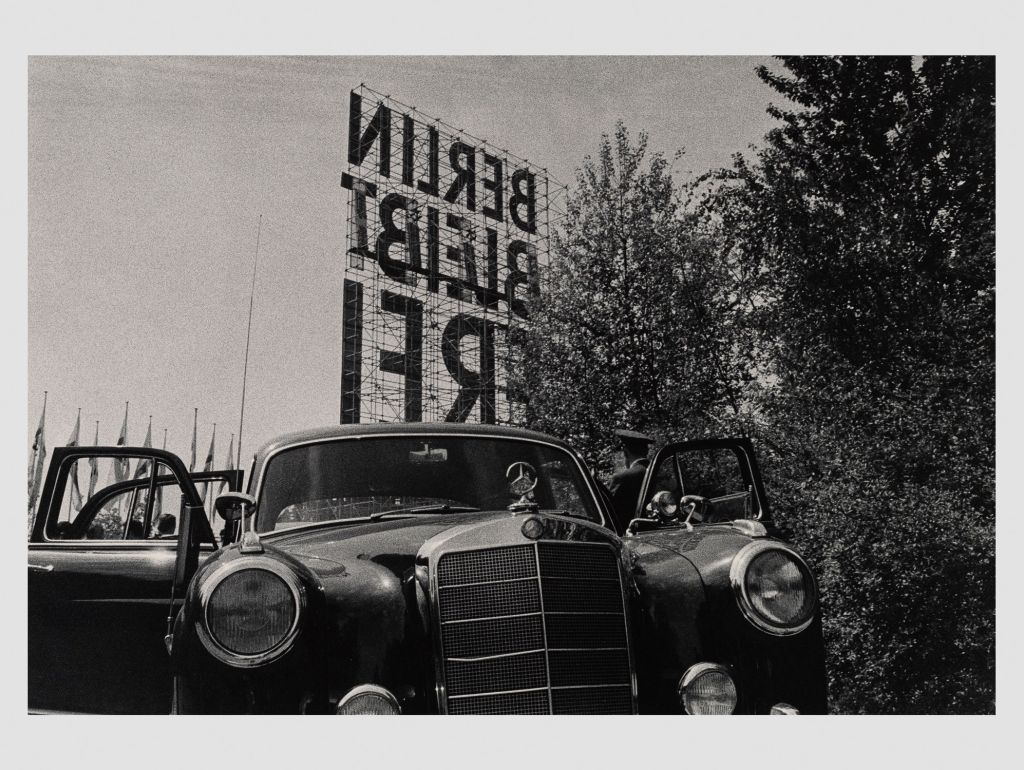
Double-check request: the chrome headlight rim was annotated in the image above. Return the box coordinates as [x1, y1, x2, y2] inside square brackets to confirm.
[678, 662, 738, 715]
[729, 540, 817, 636]
[336, 684, 402, 715]
[196, 556, 305, 668]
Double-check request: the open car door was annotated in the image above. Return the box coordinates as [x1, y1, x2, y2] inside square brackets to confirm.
[27, 446, 237, 714]
[636, 438, 771, 525]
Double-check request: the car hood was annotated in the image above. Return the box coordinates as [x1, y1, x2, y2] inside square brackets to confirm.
[259, 509, 525, 579]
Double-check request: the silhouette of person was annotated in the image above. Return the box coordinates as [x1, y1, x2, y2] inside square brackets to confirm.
[606, 429, 654, 529]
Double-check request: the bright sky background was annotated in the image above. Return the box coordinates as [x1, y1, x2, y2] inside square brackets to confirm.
[28, 55, 782, 466]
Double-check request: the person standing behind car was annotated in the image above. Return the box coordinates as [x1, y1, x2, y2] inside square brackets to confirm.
[606, 429, 654, 528]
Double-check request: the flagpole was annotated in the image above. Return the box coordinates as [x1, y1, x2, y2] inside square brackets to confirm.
[114, 401, 129, 532]
[64, 406, 81, 524]
[238, 214, 262, 473]
[190, 407, 198, 472]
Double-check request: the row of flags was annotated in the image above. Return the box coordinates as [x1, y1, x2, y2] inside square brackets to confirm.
[27, 394, 236, 518]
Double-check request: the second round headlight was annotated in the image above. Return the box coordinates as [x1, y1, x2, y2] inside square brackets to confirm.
[730, 542, 817, 635]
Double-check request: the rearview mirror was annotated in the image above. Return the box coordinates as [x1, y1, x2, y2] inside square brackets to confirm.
[214, 492, 256, 522]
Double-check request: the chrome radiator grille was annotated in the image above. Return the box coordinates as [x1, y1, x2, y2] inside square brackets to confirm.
[436, 542, 634, 714]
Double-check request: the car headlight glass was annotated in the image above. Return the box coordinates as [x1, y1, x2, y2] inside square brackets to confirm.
[199, 559, 303, 665]
[678, 663, 737, 715]
[336, 685, 402, 715]
[731, 542, 817, 635]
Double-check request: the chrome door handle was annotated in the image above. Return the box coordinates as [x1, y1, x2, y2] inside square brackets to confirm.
[28, 563, 54, 573]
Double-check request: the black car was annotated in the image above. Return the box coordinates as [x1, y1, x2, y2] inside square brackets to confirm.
[27, 423, 827, 714]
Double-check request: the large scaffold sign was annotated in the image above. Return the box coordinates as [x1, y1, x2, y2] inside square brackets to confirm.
[340, 85, 561, 425]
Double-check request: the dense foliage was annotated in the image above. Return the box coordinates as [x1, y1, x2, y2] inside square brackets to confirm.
[512, 125, 749, 474]
[517, 56, 995, 713]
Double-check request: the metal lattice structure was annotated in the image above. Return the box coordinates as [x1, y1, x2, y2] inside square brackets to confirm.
[341, 84, 564, 426]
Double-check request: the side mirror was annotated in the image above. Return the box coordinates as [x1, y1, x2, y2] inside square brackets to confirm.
[214, 492, 256, 522]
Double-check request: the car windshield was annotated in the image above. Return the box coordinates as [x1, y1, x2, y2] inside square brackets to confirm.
[255, 436, 601, 531]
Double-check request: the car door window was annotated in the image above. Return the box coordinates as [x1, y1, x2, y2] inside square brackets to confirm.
[47, 458, 188, 542]
[643, 442, 764, 523]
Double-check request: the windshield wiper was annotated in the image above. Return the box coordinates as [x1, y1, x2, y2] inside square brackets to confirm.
[406, 504, 481, 514]
[547, 509, 592, 521]
[368, 504, 481, 521]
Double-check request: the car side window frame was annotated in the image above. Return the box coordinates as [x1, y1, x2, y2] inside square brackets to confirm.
[30, 447, 215, 545]
[639, 438, 771, 522]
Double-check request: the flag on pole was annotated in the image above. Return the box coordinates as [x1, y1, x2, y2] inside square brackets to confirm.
[189, 408, 198, 472]
[219, 433, 235, 494]
[203, 424, 216, 472]
[153, 427, 167, 522]
[200, 424, 216, 507]
[87, 421, 99, 498]
[131, 416, 154, 523]
[67, 408, 83, 513]
[133, 416, 153, 479]
[107, 402, 129, 485]
[27, 392, 48, 516]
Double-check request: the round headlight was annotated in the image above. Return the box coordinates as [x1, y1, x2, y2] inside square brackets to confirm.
[336, 685, 402, 715]
[198, 557, 304, 667]
[678, 663, 737, 715]
[730, 541, 817, 635]
[650, 490, 679, 520]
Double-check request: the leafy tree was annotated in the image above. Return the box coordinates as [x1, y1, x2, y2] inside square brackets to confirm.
[518, 59, 993, 713]
[512, 124, 748, 472]
[703, 56, 994, 713]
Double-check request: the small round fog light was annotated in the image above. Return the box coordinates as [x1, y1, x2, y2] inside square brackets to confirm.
[336, 685, 401, 715]
[678, 663, 737, 715]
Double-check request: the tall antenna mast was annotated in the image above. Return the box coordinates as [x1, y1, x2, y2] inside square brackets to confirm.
[237, 214, 262, 472]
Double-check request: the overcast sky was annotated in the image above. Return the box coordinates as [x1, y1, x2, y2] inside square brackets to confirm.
[28, 55, 781, 467]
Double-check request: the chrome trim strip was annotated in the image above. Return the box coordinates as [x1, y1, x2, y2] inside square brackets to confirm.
[251, 432, 607, 530]
[534, 543, 555, 714]
[29, 708, 108, 715]
[448, 682, 634, 701]
[541, 610, 624, 616]
[541, 574, 621, 582]
[550, 683, 633, 691]
[447, 647, 547, 663]
[448, 686, 548, 700]
[195, 556, 306, 668]
[429, 542, 449, 711]
[729, 540, 818, 637]
[439, 574, 537, 590]
[441, 610, 542, 625]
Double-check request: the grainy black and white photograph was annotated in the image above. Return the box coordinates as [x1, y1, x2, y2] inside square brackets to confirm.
[12, 1, 1013, 762]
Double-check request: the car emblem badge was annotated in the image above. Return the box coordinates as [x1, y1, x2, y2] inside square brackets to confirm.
[506, 462, 538, 497]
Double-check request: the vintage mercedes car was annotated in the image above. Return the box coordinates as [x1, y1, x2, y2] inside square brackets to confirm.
[28, 423, 827, 714]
